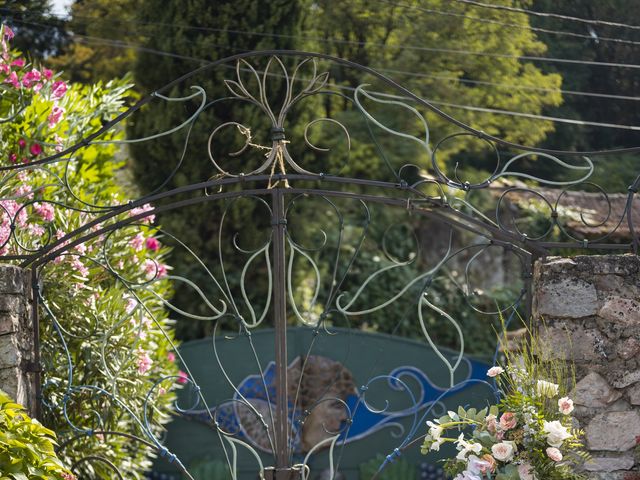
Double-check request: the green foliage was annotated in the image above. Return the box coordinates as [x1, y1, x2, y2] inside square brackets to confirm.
[0, 34, 179, 479]
[0, 389, 74, 480]
[358, 454, 416, 480]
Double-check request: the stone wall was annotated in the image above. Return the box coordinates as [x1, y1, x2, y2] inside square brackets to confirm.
[0, 265, 35, 415]
[533, 254, 640, 479]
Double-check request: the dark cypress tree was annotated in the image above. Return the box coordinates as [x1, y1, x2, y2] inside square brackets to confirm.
[129, 0, 305, 339]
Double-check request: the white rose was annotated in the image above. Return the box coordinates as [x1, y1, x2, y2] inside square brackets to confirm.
[536, 380, 559, 398]
[558, 396, 574, 415]
[487, 366, 505, 378]
[491, 442, 515, 462]
[543, 420, 572, 447]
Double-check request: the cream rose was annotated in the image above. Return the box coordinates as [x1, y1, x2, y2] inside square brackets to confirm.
[543, 420, 572, 447]
[558, 396, 574, 415]
[517, 462, 536, 480]
[487, 366, 505, 377]
[536, 380, 559, 398]
[546, 447, 563, 462]
[491, 442, 515, 462]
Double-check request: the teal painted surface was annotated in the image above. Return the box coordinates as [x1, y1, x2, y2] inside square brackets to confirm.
[153, 328, 493, 479]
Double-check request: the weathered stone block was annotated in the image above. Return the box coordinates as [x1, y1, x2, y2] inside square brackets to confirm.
[617, 337, 640, 360]
[0, 295, 23, 314]
[0, 312, 20, 336]
[574, 371, 622, 407]
[537, 278, 599, 318]
[584, 453, 636, 472]
[0, 265, 26, 295]
[628, 383, 640, 405]
[599, 296, 640, 327]
[540, 325, 603, 361]
[0, 366, 26, 406]
[0, 334, 21, 368]
[611, 369, 640, 389]
[586, 411, 640, 451]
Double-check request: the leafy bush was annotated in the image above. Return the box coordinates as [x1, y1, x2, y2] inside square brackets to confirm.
[0, 25, 181, 478]
[0, 389, 74, 480]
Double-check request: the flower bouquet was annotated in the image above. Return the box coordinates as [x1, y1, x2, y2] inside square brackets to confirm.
[421, 327, 589, 480]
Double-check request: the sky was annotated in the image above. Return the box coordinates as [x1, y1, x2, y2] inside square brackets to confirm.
[50, 0, 73, 17]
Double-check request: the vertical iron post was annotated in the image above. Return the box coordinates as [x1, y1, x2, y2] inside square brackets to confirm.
[271, 187, 289, 469]
[31, 268, 42, 420]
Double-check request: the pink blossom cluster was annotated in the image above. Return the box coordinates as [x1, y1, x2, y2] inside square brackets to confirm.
[136, 347, 153, 375]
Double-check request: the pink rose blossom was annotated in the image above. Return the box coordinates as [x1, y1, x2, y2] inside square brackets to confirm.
[167, 352, 176, 362]
[51, 80, 67, 99]
[558, 396, 574, 415]
[129, 232, 145, 252]
[499, 412, 517, 431]
[21, 69, 41, 88]
[47, 104, 65, 127]
[517, 463, 535, 480]
[34, 202, 55, 222]
[0, 62, 9, 74]
[136, 348, 153, 375]
[5, 71, 19, 88]
[485, 414, 497, 435]
[546, 447, 563, 462]
[486, 366, 504, 378]
[42, 68, 53, 79]
[8, 153, 17, 163]
[29, 143, 42, 156]
[10, 58, 24, 67]
[18, 138, 26, 149]
[145, 236, 160, 251]
[177, 370, 189, 384]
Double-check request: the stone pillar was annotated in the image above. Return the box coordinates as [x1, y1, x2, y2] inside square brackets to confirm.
[533, 254, 640, 479]
[0, 265, 35, 414]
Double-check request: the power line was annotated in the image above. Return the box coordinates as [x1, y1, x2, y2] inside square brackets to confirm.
[12, 16, 640, 103]
[68, 34, 640, 132]
[453, 0, 640, 31]
[8, 10, 640, 70]
[377, 68, 640, 102]
[376, 0, 640, 46]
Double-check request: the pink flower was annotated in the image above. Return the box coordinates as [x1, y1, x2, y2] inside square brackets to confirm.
[21, 69, 41, 88]
[130, 203, 155, 224]
[517, 463, 535, 480]
[71, 258, 89, 277]
[158, 387, 167, 395]
[499, 412, 517, 431]
[74, 243, 87, 254]
[42, 68, 53, 79]
[3, 26, 14, 41]
[51, 80, 67, 99]
[145, 237, 160, 251]
[485, 414, 497, 435]
[558, 396, 574, 415]
[47, 104, 65, 127]
[29, 143, 42, 156]
[54, 134, 64, 152]
[486, 366, 504, 378]
[5, 71, 19, 88]
[11, 58, 24, 67]
[8, 153, 17, 163]
[143, 259, 168, 279]
[129, 232, 145, 252]
[27, 223, 45, 236]
[0, 62, 9, 74]
[136, 348, 153, 375]
[177, 370, 189, 384]
[167, 352, 176, 362]
[546, 447, 563, 462]
[34, 202, 55, 222]
[125, 297, 137, 314]
[18, 138, 26, 149]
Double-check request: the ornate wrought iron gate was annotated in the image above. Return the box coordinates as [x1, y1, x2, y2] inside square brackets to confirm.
[1, 51, 638, 479]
